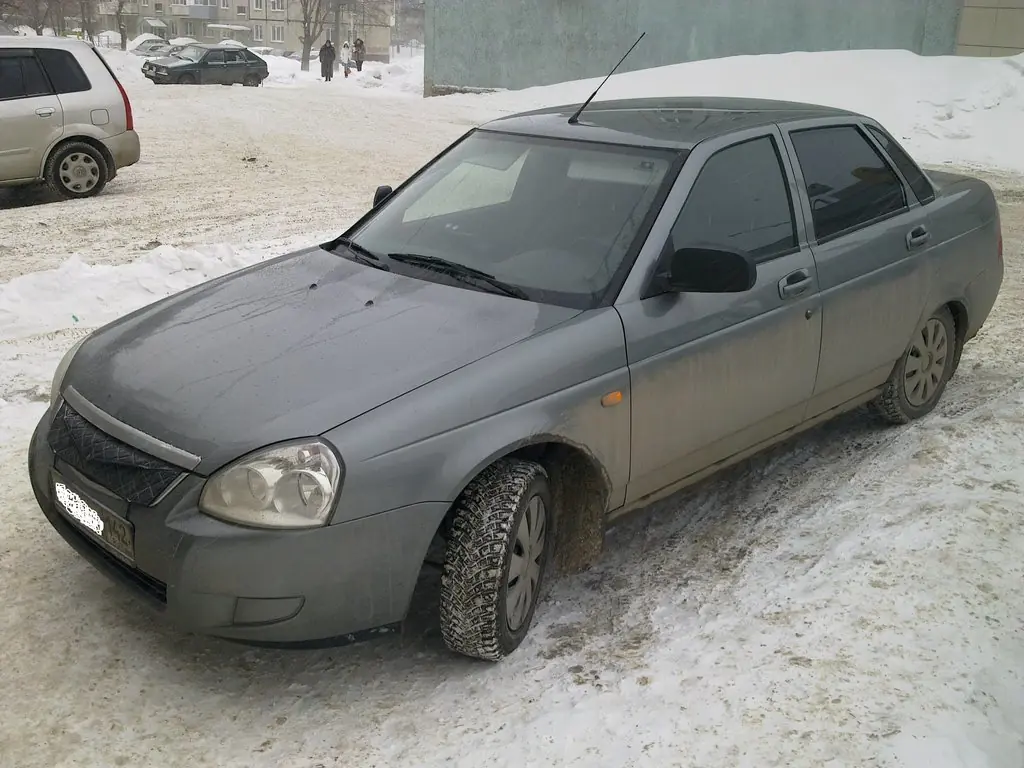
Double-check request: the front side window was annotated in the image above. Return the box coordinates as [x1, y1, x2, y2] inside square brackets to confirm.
[790, 125, 907, 242]
[204, 50, 225, 64]
[670, 135, 797, 262]
[346, 131, 677, 309]
[176, 45, 205, 61]
[866, 124, 936, 205]
[35, 49, 91, 94]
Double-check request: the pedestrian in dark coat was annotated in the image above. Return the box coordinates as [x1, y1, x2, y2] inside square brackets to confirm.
[320, 39, 336, 81]
[353, 38, 365, 72]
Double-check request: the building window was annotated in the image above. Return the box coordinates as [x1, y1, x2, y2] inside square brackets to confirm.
[271, 24, 284, 42]
[153, 1, 163, 10]
[270, 0, 283, 10]
[220, 0, 228, 8]
[141, 0, 148, 6]
[184, 20, 194, 35]
[237, 5, 245, 14]
[252, 23, 263, 40]
[252, 0, 262, 9]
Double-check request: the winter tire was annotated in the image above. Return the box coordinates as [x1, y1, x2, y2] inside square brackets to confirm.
[45, 141, 108, 200]
[440, 458, 553, 662]
[177, 73, 196, 85]
[874, 305, 958, 424]
[243, 74, 260, 87]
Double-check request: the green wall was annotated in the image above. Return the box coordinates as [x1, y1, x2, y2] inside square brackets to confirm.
[424, 0, 963, 94]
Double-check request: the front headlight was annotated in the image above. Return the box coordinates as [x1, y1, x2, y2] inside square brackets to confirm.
[51, 337, 86, 407]
[199, 440, 343, 529]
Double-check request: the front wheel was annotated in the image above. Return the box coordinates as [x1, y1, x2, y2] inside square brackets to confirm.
[440, 459, 554, 661]
[177, 73, 196, 85]
[874, 306, 958, 424]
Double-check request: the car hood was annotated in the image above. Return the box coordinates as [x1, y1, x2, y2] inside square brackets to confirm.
[149, 56, 189, 67]
[66, 247, 580, 474]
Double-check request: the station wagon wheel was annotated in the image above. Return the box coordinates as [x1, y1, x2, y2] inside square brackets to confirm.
[440, 458, 554, 661]
[178, 73, 196, 85]
[44, 141, 108, 200]
[874, 306, 958, 424]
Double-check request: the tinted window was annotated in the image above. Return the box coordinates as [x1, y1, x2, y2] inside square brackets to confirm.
[791, 125, 906, 242]
[866, 125, 935, 205]
[670, 136, 797, 261]
[205, 50, 225, 64]
[35, 49, 91, 94]
[224, 50, 244, 63]
[0, 55, 53, 100]
[243, 50, 262, 63]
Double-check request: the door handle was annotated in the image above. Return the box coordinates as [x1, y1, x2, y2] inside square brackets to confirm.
[779, 269, 812, 299]
[906, 225, 931, 250]
[35, 107, 55, 118]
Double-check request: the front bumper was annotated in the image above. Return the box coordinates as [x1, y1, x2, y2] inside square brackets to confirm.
[143, 69, 175, 84]
[28, 407, 447, 645]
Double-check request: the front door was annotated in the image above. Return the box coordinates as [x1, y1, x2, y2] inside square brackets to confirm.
[779, 121, 932, 417]
[0, 49, 64, 182]
[619, 129, 823, 504]
[201, 49, 227, 84]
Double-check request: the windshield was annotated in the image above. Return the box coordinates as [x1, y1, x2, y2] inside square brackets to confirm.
[176, 46, 205, 62]
[347, 131, 677, 309]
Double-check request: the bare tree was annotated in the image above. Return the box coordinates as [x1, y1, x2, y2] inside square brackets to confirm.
[297, 0, 330, 71]
[15, 0, 50, 34]
[112, 0, 127, 48]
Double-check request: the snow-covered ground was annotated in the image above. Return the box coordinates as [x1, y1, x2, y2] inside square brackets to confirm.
[1, 47, 1023, 768]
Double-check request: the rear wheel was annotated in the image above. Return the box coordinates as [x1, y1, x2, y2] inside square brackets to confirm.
[243, 74, 260, 87]
[45, 141, 108, 200]
[874, 306, 958, 424]
[177, 73, 196, 85]
[440, 459, 553, 661]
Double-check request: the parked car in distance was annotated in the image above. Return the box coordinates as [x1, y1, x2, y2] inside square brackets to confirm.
[130, 38, 167, 55]
[133, 41, 171, 58]
[142, 43, 268, 86]
[0, 36, 139, 199]
[29, 97, 1003, 662]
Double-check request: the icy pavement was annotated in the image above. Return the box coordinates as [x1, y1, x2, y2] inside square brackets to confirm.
[1, 47, 1024, 768]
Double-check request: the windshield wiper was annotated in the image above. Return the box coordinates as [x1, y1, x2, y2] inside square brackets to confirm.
[387, 253, 527, 299]
[332, 237, 390, 271]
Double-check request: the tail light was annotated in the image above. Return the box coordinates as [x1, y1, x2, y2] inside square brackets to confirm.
[115, 77, 134, 131]
[91, 47, 133, 131]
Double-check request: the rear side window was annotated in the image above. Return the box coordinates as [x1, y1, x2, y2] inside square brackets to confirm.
[866, 125, 936, 205]
[670, 135, 797, 262]
[790, 125, 907, 242]
[0, 55, 53, 100]
[35, 48, 92, 94]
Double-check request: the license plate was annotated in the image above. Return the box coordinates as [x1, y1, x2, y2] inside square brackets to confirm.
[54, 480, 135, 563]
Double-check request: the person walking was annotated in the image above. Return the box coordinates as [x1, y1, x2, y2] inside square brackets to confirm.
[353, 37, 365, 72]
[341, 40, 352, 77]
[320, 39, 336, 81]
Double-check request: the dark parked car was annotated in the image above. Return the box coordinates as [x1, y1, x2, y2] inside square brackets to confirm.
[142, 43, 268, 86]
[130, 38, 167, 56]
[29, 97, 1003, 662]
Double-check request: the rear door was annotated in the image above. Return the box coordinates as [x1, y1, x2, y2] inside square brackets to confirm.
[223, 49, 247, 84]
[779, 120, 932, 417]
[0, 49, 64, 182]
[34, 47, 97, 136]
[619, 127, 824, 504]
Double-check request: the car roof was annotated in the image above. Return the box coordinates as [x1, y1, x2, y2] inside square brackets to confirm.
[480, 96, 863, 151]
[0, 35, 96, 52]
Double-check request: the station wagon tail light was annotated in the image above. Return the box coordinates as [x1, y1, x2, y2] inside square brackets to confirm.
[199, 440, 343, 529]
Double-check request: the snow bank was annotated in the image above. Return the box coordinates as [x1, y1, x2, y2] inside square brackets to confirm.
[462, 49, 1024, 173]
[98, 48, 150, 86]
[0, 244, 263, 343]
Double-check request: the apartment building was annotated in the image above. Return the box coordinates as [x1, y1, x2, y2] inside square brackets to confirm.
[97, 0, 393, 58]
[956, 0, 1024, 56]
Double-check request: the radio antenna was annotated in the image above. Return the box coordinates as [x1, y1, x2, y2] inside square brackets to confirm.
[568, 32, 646, 125]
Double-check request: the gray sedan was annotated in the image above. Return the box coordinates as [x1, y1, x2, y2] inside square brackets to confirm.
[28, 96, 1004, 661]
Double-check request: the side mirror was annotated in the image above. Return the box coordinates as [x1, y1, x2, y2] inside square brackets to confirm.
[666, 245, 756, 293]
[373, 184, 393, 208]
